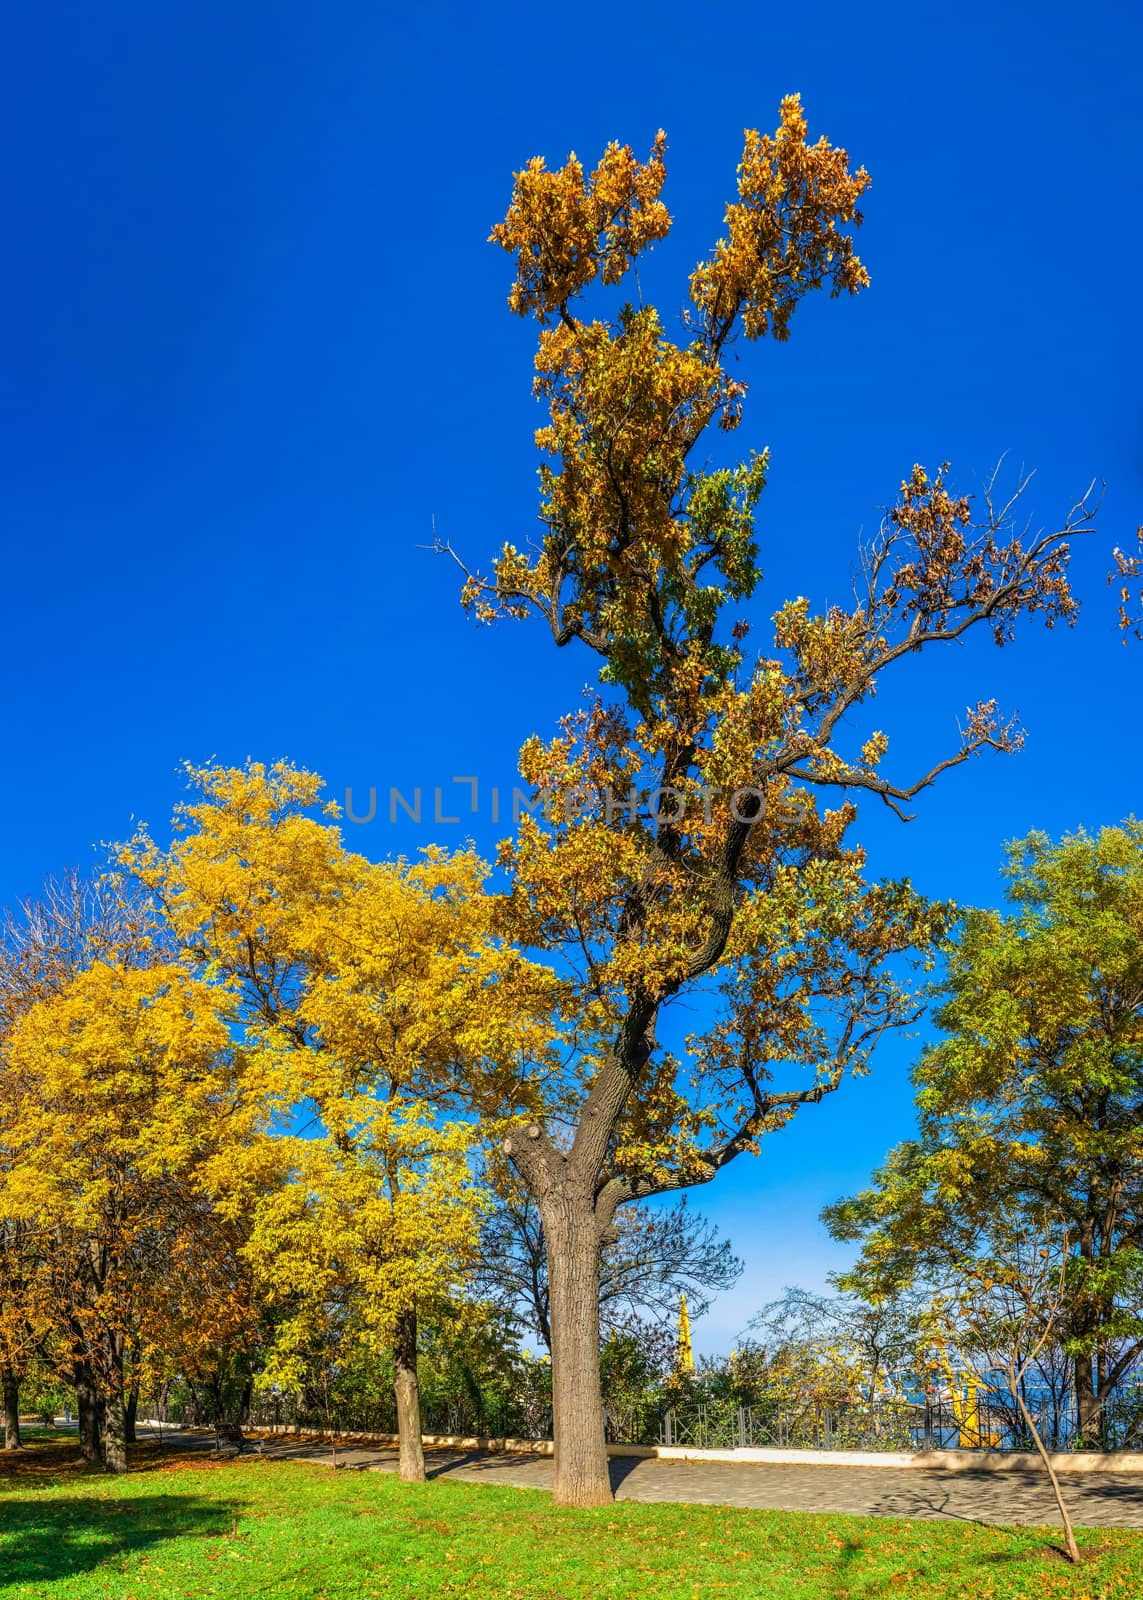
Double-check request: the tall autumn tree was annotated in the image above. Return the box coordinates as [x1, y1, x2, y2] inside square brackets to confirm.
[449, 96, 1108, 1505]
[121, 761, 557, 1481]
[826, 823, 1143, 1446]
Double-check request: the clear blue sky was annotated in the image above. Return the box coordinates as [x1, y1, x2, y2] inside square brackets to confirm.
[2, 0, 1141, 1351]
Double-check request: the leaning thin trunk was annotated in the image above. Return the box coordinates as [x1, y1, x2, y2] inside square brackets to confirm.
[2, 1367, 20, 1450]
[393, 1304, 426, 1484]
[1014, 1381, 1080, 1563]
[75, 1366, 102, 1464]
[544, 1190, 612, 1508]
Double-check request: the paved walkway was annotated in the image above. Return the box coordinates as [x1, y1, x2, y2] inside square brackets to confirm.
[242, 1436, 1143, 1530]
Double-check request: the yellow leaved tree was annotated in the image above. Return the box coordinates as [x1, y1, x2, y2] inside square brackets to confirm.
[247, 1108, 480, 1474]
[120, 760, 559, 1481]
[0, 952, 272, 1471]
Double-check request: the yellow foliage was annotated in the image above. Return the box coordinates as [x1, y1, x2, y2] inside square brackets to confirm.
[491, 133, 670, 320]
[0, 955, 271, 1390]
[247, 1110, 482, 1391]
[689, 95, 870, 343]
[118, 760, 565, 1390]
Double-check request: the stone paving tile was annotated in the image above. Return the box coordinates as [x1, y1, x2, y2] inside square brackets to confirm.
[249, 1438, 1143, 1530]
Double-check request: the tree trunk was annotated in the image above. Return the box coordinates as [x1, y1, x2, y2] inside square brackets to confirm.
[1074, 1352, 1102, 1446]
[75, 1366, 102, 1464]
[2, 1367, 20, 1450]
[101, 1339, 128, 1474]
[544, 1190, 612, 1507]
[125, 1383, 139, 1444]
[103, 1388, 128, 1474]
[392, 1304, 426, 1484]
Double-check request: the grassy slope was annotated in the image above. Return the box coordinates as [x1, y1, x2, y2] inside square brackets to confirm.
[2, 1433, 1141, 1600]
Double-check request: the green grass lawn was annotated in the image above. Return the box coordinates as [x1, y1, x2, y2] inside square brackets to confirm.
[2, 1431, 1141, 1600]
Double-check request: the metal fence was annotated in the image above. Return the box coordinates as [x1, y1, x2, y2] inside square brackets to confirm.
[229, 1396, 1019, 1452]
[238, 1392, 553, 1442]
[654, 1396, 1098, 1453]
[197, 1387, 1143, 1454]
[656, 1400, 917, 1452]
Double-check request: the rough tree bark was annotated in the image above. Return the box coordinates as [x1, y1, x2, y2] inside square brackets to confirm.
[100, 1338, 129, 1474]
[1074, 1353, 1102, 1446]
[392, 1304, 426, 1483]
[102, 1387, 128, 1474]
[75, 1365, 102, 1464]
[503, 1107, 638, 1508]
[542, 1188, 611, 1507]
[2, 1366, 20, 1450]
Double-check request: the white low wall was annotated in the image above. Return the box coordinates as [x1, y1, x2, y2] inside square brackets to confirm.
[651, 1445, 1143, 1474]
[241, 1424, 1143, 1474]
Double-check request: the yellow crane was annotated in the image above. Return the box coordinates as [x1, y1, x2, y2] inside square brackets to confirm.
[676, 1292, 695, 1376]
[928, 1338, 998, 1448]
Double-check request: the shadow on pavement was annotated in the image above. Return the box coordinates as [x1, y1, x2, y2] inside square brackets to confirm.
[421, 1449, 546, 1483]
[868, 1484, 998, 1528]
[418, 1448, 647, 1493]
[424, 1451, 492, 1480]
[608, 1457, 646, 1490]
[1067, 1477, 1143, 1508]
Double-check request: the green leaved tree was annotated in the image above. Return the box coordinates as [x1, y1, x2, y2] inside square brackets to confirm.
[826, 822, 1143, 1446]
